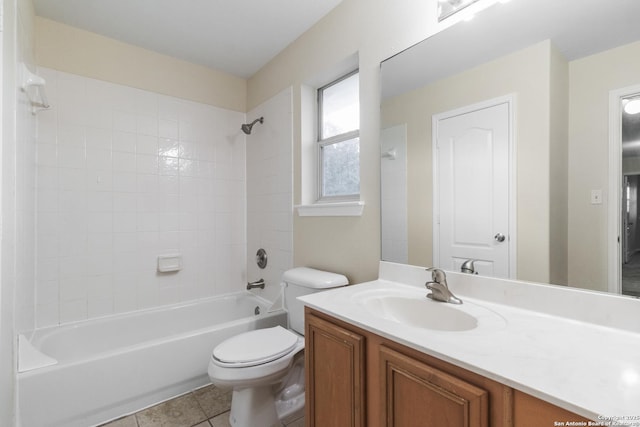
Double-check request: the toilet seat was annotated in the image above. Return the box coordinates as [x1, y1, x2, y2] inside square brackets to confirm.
[213, 326, 299, 367]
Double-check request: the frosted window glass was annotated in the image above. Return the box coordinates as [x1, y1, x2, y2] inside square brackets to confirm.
[321, 137, 360, 197]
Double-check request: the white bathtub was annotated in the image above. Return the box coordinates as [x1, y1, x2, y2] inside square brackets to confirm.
[17, 292, 287, 427]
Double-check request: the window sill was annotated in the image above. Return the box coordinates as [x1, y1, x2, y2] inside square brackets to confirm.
[295, 201, 365, 217]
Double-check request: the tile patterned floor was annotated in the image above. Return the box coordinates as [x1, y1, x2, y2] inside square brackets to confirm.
[100, 384, 304, 427]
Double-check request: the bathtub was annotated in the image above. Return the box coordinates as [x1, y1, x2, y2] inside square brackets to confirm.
[17, 292, 287, 427]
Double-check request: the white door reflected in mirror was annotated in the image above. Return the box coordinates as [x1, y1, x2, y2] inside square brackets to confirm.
[433, 98, 513, 278]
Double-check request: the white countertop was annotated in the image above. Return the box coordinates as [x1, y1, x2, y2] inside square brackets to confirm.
[298, 262, 640, 424]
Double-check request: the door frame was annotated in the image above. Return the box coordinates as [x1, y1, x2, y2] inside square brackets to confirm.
[608, 83, 640, 294]
[622, 176, 630, 265]
[432, 94, 517, 278]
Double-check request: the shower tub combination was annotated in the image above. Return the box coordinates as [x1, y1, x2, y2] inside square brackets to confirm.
[18, 292, 286, 427]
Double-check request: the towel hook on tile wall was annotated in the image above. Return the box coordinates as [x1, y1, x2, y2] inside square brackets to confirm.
[256, 248, 268, 269]
[20, 63, 51, 115]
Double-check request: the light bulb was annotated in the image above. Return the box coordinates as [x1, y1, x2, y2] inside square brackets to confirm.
[624, 99, 640, 115]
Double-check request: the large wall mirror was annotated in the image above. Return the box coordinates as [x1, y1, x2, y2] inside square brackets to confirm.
[380, 0, 640, 297]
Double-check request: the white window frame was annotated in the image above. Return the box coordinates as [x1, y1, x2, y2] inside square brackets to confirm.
[316, 69, 360, 202]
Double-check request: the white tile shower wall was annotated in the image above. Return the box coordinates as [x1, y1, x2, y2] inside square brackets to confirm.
[14, 0, 38, 333]
[35, 68, 247, 327]
[246, 88, 294, 303]
[15, 86, 37, 332]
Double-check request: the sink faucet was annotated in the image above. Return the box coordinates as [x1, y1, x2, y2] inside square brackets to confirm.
[461, 259, 478, 275]
[425, 268, 462, 305]
[247, 278, 265, 290]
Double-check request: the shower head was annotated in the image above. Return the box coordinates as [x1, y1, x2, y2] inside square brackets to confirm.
[241, 117, 264, 135]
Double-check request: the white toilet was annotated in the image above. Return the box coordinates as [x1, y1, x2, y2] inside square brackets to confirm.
[208, 267, 348, 427]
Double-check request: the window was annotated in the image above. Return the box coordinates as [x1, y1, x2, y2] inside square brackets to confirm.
[317, 70, 360, 201]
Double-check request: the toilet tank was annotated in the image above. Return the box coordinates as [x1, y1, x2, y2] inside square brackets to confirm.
[282, 267, 348, 335]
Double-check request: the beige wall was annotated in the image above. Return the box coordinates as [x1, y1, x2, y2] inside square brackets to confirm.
[247, 0, 459, 284]
[568, 40, 640, 291]
[381, 41, 555, 284]
[35, 17, 247, 112]
[247, 0, 640, 288]
[549, 44, 569, 285]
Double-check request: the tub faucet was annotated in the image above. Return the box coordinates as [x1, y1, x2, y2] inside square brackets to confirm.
[425, 268, 462, 305]
[247, 278, 265, 290]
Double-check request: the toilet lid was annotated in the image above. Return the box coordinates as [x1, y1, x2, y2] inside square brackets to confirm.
[213, 326, 299, 367]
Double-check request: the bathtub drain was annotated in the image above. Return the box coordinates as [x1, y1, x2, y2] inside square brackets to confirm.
[254, 306, 261, 315]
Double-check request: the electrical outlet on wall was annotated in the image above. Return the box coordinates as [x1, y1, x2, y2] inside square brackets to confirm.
[591, 189, 603, 205]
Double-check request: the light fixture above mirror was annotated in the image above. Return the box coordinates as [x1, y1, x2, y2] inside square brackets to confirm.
[438, 0, 513, 23]
[437, 0, 480, 21]
[624, 98, 640, 115]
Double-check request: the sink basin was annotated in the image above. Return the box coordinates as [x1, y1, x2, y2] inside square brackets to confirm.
[363, 296, 478, 331]
[352, 286, 507, 332]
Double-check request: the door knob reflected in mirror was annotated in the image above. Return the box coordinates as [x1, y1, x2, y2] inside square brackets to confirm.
[494, 233, 506, 243]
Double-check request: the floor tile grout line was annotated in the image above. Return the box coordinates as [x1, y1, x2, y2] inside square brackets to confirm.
[98, 384, 234, 427]
[190, 389, 210, 421]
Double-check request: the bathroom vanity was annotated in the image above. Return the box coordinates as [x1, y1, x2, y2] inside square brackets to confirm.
[300, 262, 640, 426]
[305, 307, 585, 427]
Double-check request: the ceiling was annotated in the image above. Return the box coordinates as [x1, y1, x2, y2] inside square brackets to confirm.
[33, 0, 343, 79]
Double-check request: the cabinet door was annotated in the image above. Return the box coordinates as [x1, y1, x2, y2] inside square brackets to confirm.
[513, 390, 590, 427]
[380, 345, 489, 427]
[305, 311, 366, 427]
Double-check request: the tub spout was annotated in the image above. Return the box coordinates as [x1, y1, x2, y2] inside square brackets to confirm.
[247, 279, 265, 290]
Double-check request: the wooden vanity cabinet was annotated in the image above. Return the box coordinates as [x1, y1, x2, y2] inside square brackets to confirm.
[305, 308, 366, 427]
[305, 307, 511, 427]
[378, 344, 490, 427]
[305, 307, 589, 427]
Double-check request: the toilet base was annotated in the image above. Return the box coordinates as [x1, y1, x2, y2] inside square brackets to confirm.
[229, 385, 281, 427]
[274, 353, 305, 423]
[226, 354, 306, 427]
